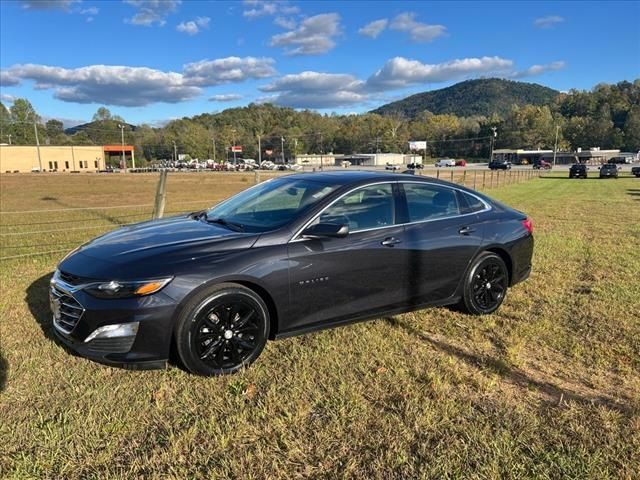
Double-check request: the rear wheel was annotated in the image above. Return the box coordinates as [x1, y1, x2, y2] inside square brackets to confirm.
[459, 252, 509, 315]
[175, 283, 269, 376]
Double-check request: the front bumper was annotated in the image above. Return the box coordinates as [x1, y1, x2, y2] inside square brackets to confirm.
[50, 277, 178, 369]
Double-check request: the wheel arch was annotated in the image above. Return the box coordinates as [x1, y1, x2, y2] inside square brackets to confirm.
[171, 276, 281, 341]
[484, 247, 513, 285]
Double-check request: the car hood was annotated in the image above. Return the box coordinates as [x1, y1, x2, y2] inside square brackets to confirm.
[59, 215, 259, 276]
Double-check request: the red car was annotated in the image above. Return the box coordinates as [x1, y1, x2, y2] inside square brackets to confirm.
[455, 159, 467, 167]
[533, 160, 552, 170]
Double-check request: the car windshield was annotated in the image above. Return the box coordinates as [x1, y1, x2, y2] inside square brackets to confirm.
[205, 177, 337, 233]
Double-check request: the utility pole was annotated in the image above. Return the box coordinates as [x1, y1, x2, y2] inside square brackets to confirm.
[7, 134, 11, 145]
[118, 124, 126, 171]
[173, 140, 177, 164]
[319, 133, 324, 170]
[212, 137, 216, 163]
[553, 125, 560, 166]
[33, 122, 42, 172]
[257, 134, 262, 165]
[489, 126, 497, 163]
[281, 136, 285, 164]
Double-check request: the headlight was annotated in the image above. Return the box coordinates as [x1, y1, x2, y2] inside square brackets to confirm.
[83, 278, 173, 299]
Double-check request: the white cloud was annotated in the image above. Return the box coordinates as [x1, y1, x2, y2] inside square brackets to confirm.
[21, 0, 80, 10]
[80, 6, 98, 15]
[182, 57, 276, 86]
[358, 19, 388, 39]
[21, 1, 98, 19]
[0, 56, 276, 106]
[124, 0, 181, 27]
[512, 61, 566, 78]
[534, 15, 565, 28]
[366, 56, 513, 90]
[3, 64, 199, 106]
[209, 94, 244, 102]
[259, 71, 366, 108]
[0, 70, 21, 87]
[389, 12, 446, 42]
[270, 13, 341, 56]
[274, 16, 296, 29]
[260, 71, 363, 93]
[258, 55, 535, 109]
[1, 93, 17, 104]
[243, 1, 299, 18]
[176, 16, 210, 35]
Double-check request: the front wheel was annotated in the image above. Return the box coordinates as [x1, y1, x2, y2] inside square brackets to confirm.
[175, 283, 270, 376]
[459, 252, 509, 315]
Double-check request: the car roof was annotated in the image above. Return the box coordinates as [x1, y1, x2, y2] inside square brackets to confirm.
[280, 170, 470, 189]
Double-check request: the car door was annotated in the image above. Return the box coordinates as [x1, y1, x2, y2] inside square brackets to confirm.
[285, 182, 406, 332]
[399, 182, 486, 306]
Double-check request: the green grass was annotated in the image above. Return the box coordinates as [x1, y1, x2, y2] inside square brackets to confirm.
[1, 172, 639, 479]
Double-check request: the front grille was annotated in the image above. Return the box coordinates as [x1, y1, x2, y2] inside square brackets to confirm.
[51, 286, 85, 333]
[58, 270, 86, 286]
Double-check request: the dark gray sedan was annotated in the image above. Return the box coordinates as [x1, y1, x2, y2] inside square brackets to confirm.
[51, 171, 534, 375]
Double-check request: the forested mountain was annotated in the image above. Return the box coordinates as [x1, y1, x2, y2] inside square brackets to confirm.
[371, 79, 560, 118]
[1, 80, 638, 162]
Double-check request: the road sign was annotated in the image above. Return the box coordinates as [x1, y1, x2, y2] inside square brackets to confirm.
[231, 146, 242, 153]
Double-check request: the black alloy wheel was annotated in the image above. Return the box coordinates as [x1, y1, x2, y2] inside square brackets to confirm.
[175, 283, 269, 375]
[460, 252, 509, 315]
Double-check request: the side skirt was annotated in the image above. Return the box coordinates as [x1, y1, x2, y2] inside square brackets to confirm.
[274, 296, 461, 340]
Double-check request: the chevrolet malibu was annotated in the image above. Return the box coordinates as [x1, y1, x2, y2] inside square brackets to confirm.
[51, 171, 534, 376]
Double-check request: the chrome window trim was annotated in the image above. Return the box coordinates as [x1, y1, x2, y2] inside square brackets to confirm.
[289, 179, 491, 243]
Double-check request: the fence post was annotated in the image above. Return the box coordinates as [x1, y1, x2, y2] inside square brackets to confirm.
[436, 169, 440, 179]
[482, 171, 486, 189]
[254, 169, 261, 184]
[462, 169, 466, 186]
[450, 170, 454, 182]
[152, 169, 168, 219]
[473, 170, 477, 189]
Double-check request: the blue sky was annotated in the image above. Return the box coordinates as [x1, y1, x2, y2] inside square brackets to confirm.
[1, 0, 639, 127]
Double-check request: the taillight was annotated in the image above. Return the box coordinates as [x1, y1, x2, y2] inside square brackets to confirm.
[522, 218, 533, 234]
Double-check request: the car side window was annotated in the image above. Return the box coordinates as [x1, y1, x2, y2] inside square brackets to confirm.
[403, 183, 461, 222]
[319, 184, 394, 232]
[458, 192, 487, 214]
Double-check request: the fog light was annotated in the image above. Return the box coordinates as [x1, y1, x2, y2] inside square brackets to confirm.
[84, 322, 139, 343]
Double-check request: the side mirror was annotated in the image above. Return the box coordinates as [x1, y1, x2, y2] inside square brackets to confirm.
[302, 223, 349, 239]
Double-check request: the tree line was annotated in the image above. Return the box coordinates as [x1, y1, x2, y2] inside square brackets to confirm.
[1, 79, 638, 163]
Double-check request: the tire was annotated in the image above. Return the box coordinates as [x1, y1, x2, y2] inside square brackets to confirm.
[459, 252, 509, 315]
[175, 283, 270, 376]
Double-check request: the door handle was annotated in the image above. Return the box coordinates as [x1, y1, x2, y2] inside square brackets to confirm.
[381, 237, 402, 247]
[458, 226, 476, 235]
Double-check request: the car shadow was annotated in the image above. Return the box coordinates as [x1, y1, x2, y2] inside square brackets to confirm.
[25, 273, 78, 358]
[383, 317, 635, 416]
[0, 349, 7, 392]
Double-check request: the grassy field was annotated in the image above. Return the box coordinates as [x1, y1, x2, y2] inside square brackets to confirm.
[1, 171, 639, 479]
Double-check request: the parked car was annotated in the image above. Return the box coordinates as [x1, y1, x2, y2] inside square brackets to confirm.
[632, 166, 640, 178]
[533, 159, 552, 170]
[608, 156, 632, 165]
[435, 158, 456, 167]
[569, 164, 588, 179]
[455, 159, 467, 167]
[599, 164, 619, 179]
[51, 171, 534, 376]
[407, 162, 423, 169]
[488, 160, 512, 170]
[385, 163, 401, 170]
